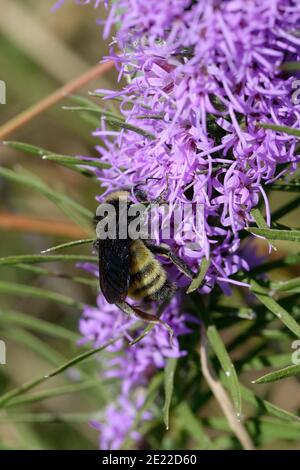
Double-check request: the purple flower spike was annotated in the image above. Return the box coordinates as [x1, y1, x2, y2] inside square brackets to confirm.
[54, 0, 300, 449]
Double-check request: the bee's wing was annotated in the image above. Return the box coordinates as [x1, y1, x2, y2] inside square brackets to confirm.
[98, 238, 131, 304]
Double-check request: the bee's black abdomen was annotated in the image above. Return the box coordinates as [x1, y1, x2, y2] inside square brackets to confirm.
[145, 278, 175, 302]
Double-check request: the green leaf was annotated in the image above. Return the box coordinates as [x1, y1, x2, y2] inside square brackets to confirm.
[206, 324, 242, 416]
[163, 358, 177, 430]
[129, 324, 154, 345]
[0, 335, 121, 408]
[272, 276, 300, 293]
[260, 329, 294, 341]
[280, 61, 300, 71]
[0, 280, 85, 309]
[5, 380, 101, 408]
[3, 141, 104, 175]
[63, 106, 156, 140]
[3, 141, 47, 155]
[0, 166, 93, 230]
[206, 416, 300, 444]
[0, 309, 79, 342]
[4, 328, 66, 366]
[247, 227, 300, 242]
[271, 181, 300, 193]
[43, 154, 111, 170]
[176, 403, 214, 450]
[0, 412, 100, 424]
[241, 386, 300, 423]
[186, 257, 210, 294]
[240, 353, 292, 371]
[89, 91, 151, 109]
[250, 280, 300, 338]
[41, 238, 94, 254]
[0, 254, 96, 266]
[251, 208, 269, 229]
[12, 264, 98, 288]
[254, 364, 300, 384]
[4, 140, 109, 168]
[259, 122, 300, 138]
[69, 94, 123, 118]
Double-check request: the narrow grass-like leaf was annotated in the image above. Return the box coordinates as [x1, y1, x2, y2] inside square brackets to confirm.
[63, 106, 156, 140]
[136, 114, 164, 120]
[43, 154, 111, 170]
[0, 254, 96, 266]
[272, 276, 300, 293]
[0, 412, 100, 424]
[69, 94, 110, 111]
[163, 358, 177, 430]
[0, 281, 85, 309]
[271, 181, 300, 192]
[254, 364, 300, 384]
[260, 329, 294, 341]
[259, 122, 300, 138]
[12, 264, 98, 288]
[0, 335, 121, 408]
[0, 166, 93, 230]
[251, 208, 269, 229]
[129, 324, 154, 345]
[90, 91, 152, 108]
[206, 416, 300, 444]
[69, 94, 122, 117]
[176, 402, 214, 450]
[4, 328, 66, 366]
[5, 380, 101, 408]
[206, 324, 242, 416]
[247, 227, 300, 242]
[63, 105, 124, 120]
[250, 280, 300, 338]
[3, 141, 104, 175]
[240, 353, 291, 371]
[186, 257, 210, 293]
[240, 386, 300, 422]
[3, 141, 47, 155]
[0, 309, 79, 342]
[280, 61, 300, 71]
[41, 238, 94, 254]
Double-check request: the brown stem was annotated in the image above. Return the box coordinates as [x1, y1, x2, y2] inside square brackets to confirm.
[199, 325, 254, 450]
[0, 61, 114, 140]
[0, 212, 90, 238]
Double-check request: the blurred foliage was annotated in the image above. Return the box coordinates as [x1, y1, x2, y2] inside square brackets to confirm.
[0, 0, 299, 451]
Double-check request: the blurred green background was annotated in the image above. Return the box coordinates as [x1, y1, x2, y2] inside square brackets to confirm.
[0, 0, 299, 450]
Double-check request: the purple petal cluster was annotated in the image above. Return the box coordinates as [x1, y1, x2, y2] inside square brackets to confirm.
[80, 295, 194, 449]
[89, 0, 300, 292]
[91, 393, 152, 450]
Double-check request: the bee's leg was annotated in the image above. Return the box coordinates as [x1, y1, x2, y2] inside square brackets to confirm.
[145, 242, 195, 280]
[134, 175, 169, 205]
[116, 300, 174, 346]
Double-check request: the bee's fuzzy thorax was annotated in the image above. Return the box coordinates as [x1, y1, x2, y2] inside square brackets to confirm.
[104, 190, 131, 203]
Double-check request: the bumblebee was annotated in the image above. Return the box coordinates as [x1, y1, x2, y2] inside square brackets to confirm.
[93, 189, 194, 337]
